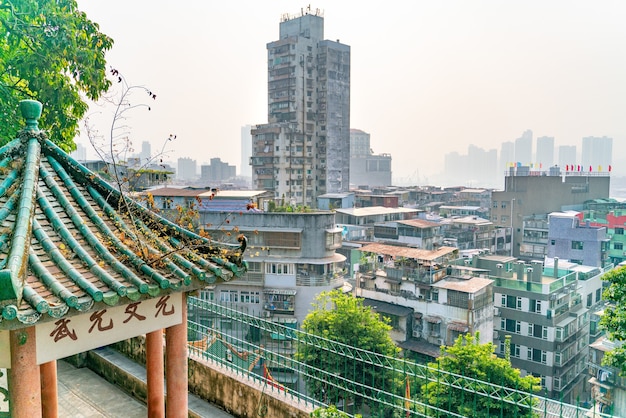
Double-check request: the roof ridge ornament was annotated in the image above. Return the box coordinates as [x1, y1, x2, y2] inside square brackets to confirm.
[19, 100, 42, 132]
[18, 100, 48, 143]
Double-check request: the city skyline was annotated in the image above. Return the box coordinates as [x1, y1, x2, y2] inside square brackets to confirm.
[76, 1, 626, 185]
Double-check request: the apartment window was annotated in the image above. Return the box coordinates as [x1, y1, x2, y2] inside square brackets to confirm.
[596, 288, 602, 303]
[527, 323, 533, 336]
[501, 202, 507, 209]
[220, 290, 238, 303]
[240, 291, 260, 304]
[555, 352, 562, 366]
[571, 241, 584, 250]
[430, 322, 441, 337]
[513, 344, 520, 358]
[551, 240, 555, 245]
[493, 201, 498, 209]
[587, 293, 593, 307]
[615, 242, 624, 250]
[504, 295, 521, 309]
[530, 299, 542, 314]
[616, 227, 624, 235]
[527, 347, 532, 360]
[501, 294, 506, 306]
[504, 319, 519, 333]
[265, 263, 295, 275]
[516, 321, 522, 334]
[501, 215, 509, 223]
[200, 290, 215, 301]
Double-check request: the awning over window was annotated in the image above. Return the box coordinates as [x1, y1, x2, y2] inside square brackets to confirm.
[448, 322, 469, 332]
[425, 316, 442, 324]
[263, 289, 297, 295]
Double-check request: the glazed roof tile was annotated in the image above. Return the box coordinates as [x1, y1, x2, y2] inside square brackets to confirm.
[0, 101, 247, 329]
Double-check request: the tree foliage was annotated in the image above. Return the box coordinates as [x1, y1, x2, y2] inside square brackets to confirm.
[599, 265, 626, 373]
[0, 0, 112, 150]
[297, 290, 399, 411]
[421, 333, 540, 418]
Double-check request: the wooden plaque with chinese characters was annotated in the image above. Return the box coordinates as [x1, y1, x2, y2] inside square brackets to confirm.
[34, 293, 182, 364]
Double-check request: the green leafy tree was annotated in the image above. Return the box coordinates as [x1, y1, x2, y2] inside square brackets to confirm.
[311, 405, 362, 418]
[599, 265, 626, 373]
[0, 0, 112, 150]
[297, 290, 400, 412]
[421, 333, 540, 418]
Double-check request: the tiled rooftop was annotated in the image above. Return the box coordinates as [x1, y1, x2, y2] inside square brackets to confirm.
[0, 101, 247, 328]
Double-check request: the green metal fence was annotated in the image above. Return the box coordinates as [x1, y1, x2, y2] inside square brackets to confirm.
[187, 297, 615, 418]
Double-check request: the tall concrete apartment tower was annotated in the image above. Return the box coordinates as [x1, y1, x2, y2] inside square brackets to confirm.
[515, 130, 533, 166]
[535, 136, 554, 168]
[251, 9, 351, 207]
[582, 136, 613, 171]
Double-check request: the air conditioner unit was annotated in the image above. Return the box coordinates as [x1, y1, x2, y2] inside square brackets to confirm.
[493, 331, 499, 340]
[412, 331, 421, 338]
[494, 308, 501, 316]
[437, 338, 445, 346]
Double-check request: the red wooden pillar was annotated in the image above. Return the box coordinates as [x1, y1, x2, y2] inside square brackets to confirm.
[146, 330, 165, 417]
[8, 326, 42, 418]
[40, 360, 58, 418]
[165, 292, 188, 417]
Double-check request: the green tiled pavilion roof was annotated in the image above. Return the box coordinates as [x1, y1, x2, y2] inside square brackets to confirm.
[0, 100, 247, 328]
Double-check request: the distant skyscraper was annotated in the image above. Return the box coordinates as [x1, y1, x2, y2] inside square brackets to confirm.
[582, 136, 613, 171]
[499, 141, 514, 175]
[240, 125, 252, 178]
[514, 130, 532, 165]
[200, 158, 236, 183]
[140, 141, 151, 163]
[558, 145, 577, 169]
[251, 9, 350, 206]
[71, 143, 87, 162]
[536, 136, 555, 168]
[177, 157, 197, 181]
[349, 129, 391, 187]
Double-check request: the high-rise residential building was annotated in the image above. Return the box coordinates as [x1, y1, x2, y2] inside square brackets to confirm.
[499, 141, 515, 176]
[240, 125, 252, 178]
[177, 157, 197, 181]
[71, 143, 87, 162]
[515, 130, 533, 165]
[535, 136, 554, 168]
[251, 9, 350, 207]
[558, 145, 577, 169]
[200, 157, 236, 183]
[349, 129, 392, 187]
[582, 136, 613, 171]
[140, 141, 151, 163]
[350, 128, 370, 158]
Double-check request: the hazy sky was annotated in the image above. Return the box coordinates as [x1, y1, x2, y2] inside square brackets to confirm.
[76, 1, 626, 184]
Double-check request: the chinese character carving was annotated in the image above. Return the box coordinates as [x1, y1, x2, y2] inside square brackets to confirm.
[155, 295, 175, 317]
[123, 302, 147, 323]
[50, 318, 77, 342]
[88, 310, 114, 333]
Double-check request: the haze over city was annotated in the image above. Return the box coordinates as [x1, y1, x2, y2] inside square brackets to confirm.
[76, 1, 626, 185]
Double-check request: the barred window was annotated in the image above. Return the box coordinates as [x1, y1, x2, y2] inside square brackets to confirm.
[447, 290, 469, 308]
[265, 232, 301, 249]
